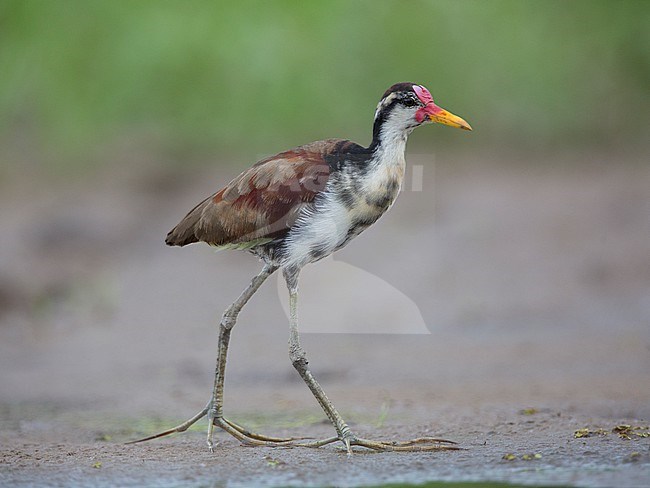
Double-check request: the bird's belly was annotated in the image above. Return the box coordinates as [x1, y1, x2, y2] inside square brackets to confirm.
[282, 183, 398, 269]
[281, 194, 352, 268]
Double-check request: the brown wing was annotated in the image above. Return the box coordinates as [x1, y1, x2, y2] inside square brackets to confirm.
[165, 139, 341, 247]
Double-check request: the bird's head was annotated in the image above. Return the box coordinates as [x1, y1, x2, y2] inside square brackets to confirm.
[372, 82, 471, 144]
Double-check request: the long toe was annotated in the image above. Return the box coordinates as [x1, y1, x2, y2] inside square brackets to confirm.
[295, 432, 460, 453]
[222, 417, 309, 443]
[350, 436, 461, 452]
[213, 417, 302, 447]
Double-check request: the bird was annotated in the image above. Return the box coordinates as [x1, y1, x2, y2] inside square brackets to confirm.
[128, 82, 471, 454]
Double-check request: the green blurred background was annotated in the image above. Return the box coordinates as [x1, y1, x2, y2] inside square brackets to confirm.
[1, 0, 648, 174]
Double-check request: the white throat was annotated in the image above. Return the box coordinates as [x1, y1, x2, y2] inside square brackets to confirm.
[372, 106, 415, 170]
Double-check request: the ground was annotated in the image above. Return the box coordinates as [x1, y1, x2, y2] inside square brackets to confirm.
[1, 149, 649, 487]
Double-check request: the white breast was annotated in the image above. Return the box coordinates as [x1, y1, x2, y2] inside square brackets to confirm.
[282, 192, 352, 269]
[282, 137, 407, 270]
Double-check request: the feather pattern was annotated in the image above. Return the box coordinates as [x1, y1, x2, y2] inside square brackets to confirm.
[165, 140, 337, 248]
[166, 82, 444, 269]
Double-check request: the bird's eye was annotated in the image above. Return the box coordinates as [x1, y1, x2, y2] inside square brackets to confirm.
[402, 94, 419, 107]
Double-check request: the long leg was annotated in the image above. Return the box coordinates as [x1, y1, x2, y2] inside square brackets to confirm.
[283, 267, 459, 454]
[207, 262, 309, 447]
[128, 264, 457, 452]
[129, 263, 302, 448]
[206, 263, 279, 450]
[283, 267, 356, 452]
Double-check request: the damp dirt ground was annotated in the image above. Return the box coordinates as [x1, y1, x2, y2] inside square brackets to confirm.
[1, 149, 649, 487]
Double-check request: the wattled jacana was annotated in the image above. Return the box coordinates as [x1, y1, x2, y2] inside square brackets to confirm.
[129, 82, 472, 453]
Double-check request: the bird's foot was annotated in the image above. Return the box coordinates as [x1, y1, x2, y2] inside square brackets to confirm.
[126, 408, 457, 453]
[296, 432, 460, 453]
[126, 404, 308, 449]
[212, 416, 309, 447]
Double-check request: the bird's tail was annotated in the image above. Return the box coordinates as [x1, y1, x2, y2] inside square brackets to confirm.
[164, 197, 212, 247]
[165, 225, 199, 247]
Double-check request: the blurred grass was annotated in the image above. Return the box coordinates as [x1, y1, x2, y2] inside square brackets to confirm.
[0, 0, 648, 172]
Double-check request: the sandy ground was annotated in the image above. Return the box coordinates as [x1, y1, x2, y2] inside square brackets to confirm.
[1, 148, 649, 487]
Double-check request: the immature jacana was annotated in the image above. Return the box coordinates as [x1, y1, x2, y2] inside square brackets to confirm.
[130, 82, 471, 453]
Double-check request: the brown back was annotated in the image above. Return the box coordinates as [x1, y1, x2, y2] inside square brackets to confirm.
[165, 140, 343, 247]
